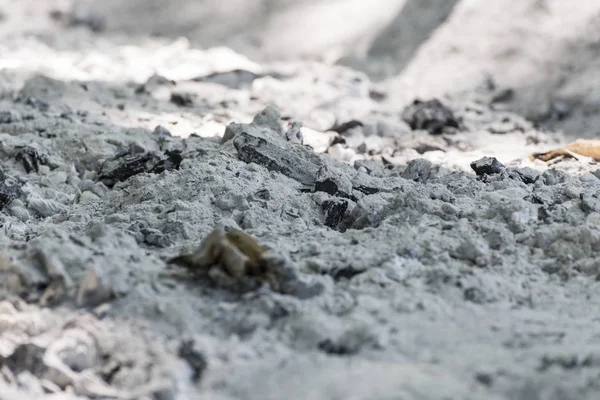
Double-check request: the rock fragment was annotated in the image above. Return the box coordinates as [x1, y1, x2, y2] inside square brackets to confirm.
[402, 158, 433, 183]
[508, 167, 539, 184]
[15, 146, 47, 173]
[149, 150, 183, 174]
[98, 150, 158, 187]
[314, 165, 354, 199]
[251, 105, 283, 136]
[470, 157, 506, 176]
[233, 132, 321, 186]
[98, 146, 182, 187]
[402, 99, 460, 135]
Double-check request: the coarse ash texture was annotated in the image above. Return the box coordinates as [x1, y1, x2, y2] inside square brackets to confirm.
[2, 10, 600, 400]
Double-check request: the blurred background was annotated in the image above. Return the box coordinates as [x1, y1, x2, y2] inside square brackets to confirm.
[2, 0, 600, 138]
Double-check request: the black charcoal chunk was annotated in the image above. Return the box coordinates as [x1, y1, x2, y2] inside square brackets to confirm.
[331, 265, 366, 281]
[233, 132, 321, 186]
[15, 146, 47, 173]
[329, 120, 364, 134]
[470, 157, 506, 176]
[322, 199, 348, 229]
[507, 167, 539, 184]
[315, 178, 340, 196]
[402, 99, 459, 135]
[170, 92, 194, 107]
[98, 151, 159, 187]
[150, 150, 183, 174]
[318, 339, 356, 356]
[314, 166, 355, 200]
[353, 185, 380, 195]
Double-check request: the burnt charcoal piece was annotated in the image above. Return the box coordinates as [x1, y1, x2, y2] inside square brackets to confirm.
[15, 147, 47, 173]
[150, 150, 183, 174]
[170, 92, 194, 106]
[233, 132, 321, 186]
[178, 340, 207, 383]
[318, 339, 355, 356]
[98, 151, 159, 187]
[507, 167, 538, 184]
[315, 178, 339, 196]
[0, 170, 21, 209]
[329, 120, 364, 134]
[402, 99, 459, 135]
[354, 185, 380, 195]
[322, 199, 348, 229]
[315, 179, 357, 202]
[470, 157, 506, 176]
[331, 265, 366, 281]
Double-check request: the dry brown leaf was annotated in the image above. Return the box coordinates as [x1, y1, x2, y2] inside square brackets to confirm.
[532, 139, 600, 162]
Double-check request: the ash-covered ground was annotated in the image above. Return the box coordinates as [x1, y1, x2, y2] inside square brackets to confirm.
[2, 1, 600, 399]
